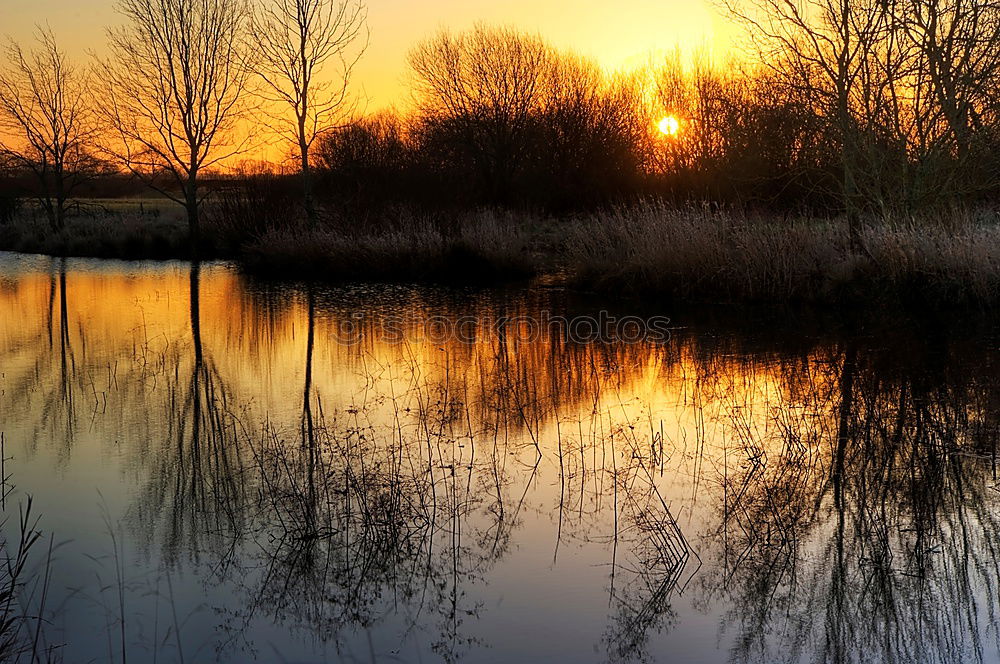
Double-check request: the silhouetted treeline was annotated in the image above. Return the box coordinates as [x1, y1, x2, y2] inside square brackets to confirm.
[303, 30, 830, 213]
[303, 28, 835, 214]
[8, 11, 1000, 227]
[309, 17, 1000, 216]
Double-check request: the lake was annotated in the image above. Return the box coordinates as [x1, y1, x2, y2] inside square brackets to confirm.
[1, 252, 999, 663]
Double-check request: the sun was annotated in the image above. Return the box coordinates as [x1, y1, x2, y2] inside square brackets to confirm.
[657, 115, 681, 137]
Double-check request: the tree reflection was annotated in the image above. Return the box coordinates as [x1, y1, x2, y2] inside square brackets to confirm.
[7, 262, 1000, 663]
[172, 287, 1000, 663]
[706, 337, 1000, 664]
[131, 261, 249, 564]
[225, 344, 520, 661]
[0, 258, 78, 452]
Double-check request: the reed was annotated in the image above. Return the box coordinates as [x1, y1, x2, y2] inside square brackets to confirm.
[564, 203, 1000, 305]
[238, 209, 540, 283]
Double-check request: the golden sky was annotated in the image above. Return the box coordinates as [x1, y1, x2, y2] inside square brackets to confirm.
[4, 0, 737, 112]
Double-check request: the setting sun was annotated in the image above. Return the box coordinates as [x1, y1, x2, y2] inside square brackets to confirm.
[658, 115, 681, 137]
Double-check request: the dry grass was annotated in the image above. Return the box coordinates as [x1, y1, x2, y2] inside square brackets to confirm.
[564, 203, 1000, 305]
[239, 209, 541, 283]
[6, 198, 1000, 305]
[0, 211, 195, 260]
[0, 205, 541, 282]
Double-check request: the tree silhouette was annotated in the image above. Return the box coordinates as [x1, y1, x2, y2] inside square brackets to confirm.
[96, 0, 253, 252]
[251, 0, 367, 224]
[0, 28, 96, 231]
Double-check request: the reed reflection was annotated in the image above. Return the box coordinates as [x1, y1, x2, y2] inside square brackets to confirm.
[2, 260, 1000, 662]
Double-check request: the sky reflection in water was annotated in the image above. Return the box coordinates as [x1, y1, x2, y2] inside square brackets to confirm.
[1, 253, 999, 663]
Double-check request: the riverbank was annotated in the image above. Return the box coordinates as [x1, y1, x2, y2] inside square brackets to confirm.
[565, 204, 1000, 307]
[4, 202, 1000, 306]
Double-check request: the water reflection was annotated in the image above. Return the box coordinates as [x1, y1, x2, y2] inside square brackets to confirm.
[0, 254, 999, 663]
[707, 338, 1000, 664]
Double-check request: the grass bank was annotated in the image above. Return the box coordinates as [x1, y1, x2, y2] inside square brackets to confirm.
[563, 204, 1000, 306]
[0, 205, 545, 282]
[4, 200, 1000, 306]
[238, 209, 542, 283]
[0, 210, 199, 260]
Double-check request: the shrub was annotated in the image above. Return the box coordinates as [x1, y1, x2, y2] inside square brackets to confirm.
[0, 196, 21, 225]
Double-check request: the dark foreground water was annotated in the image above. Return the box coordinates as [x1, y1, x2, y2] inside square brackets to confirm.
[2, 252, 1000, 663]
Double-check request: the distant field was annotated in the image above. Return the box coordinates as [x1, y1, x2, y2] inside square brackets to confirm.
[13, 197, 187, 224]
[14, 196, 180, 213]
[68, 197, 180, 213]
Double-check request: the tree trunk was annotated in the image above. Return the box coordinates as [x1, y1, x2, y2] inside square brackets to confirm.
[844, 158, 862, 252]
[43, 199, 58, 233]
[300, 140, 316, 226]
[42, 170, 59, 232]
[837, 79, 863, 253]
[55, 175, 66, 232]
[185, 177, 201, 260]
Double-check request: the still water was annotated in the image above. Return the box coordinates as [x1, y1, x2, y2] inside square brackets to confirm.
[2, 252, 1000, 663]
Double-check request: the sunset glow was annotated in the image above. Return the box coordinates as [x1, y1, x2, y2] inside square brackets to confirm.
[0, 0, 736, 165]
[657, 115, 681, 137]
[3, 0, 735, 112]
[4, 0, 1000, 659]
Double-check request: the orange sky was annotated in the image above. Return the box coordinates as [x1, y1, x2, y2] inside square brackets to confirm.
[4, 0, 739, 112]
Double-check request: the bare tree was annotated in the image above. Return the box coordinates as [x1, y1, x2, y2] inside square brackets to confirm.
[251, 0, 367, 224]
[314, 111, 407, 172]
[96, 0, 252, 249]
[408, 26, 552, 203]
[0, 28, 94, 231]
[723, 0, 900, 244]
[651, 52, 732, 174]
[900, 0, 1000, 197]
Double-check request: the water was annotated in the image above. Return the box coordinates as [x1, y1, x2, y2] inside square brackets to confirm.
[2, 252, 1000, 663]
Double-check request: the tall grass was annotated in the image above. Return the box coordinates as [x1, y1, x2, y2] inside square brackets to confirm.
[0, 498, 58, 663]
[564, 203, 1000, 305]
[6, 196, 1000, 306]
[0, 213, 193, 260]
[239, 208, 541, 283]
